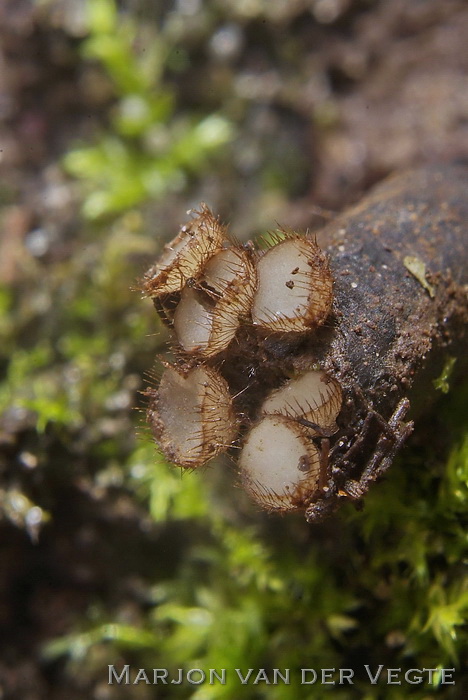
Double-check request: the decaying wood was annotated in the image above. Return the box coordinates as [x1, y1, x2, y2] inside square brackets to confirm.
[298, 163, 468, 521]
[143, 163, 467, 521]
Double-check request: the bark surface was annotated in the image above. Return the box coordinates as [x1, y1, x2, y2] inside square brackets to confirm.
[297, 163, 468, 519]
[305, 162, 468, 413]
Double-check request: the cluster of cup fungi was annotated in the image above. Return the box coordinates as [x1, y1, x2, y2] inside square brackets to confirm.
[142, 205, 343, 513]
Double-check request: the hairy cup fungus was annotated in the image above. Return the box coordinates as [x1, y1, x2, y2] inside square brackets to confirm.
[142, 164, 467, 522]
[142, 205, 225, 297]
[146, 365, 237, 469]
[172, 287, 239, 357]
[239, 415, 321, 511]
[251, 235, 333, 333]
[260, 370, 342, 436]
[173, 247, 257, 357]
[202, 246, 256, 300]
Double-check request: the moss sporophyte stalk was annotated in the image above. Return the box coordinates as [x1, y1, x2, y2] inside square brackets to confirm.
[141, 164, 468, 521]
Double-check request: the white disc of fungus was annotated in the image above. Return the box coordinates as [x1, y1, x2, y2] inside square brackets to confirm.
[251, 236, 332, 333]
[201, 247, 257, 338]
[174, 247, 257, 357]
[203, 247, 256, 299]
[261, 370, 342, 435]
[143, 206, 225, 296]
[239, 415, 321, 511]
[148, 365, 236, 468]
[174, 287, 213, 354]
[174, 287, 240, 357]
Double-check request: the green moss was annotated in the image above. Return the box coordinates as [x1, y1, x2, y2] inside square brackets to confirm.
[63, 0, 234, 220]
[2, 2, 466, 697]
[43, 381, 467, 697]
[433, 357, 457, 394]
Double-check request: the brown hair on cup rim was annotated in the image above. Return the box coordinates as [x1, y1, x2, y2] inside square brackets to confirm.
[239, 414, 322, 512]
[146, 364, 237, 469]
[260, 370, 342, 436]
[251, 234, 333, 333]
[173, 287, 241, 357]
[201, 246, 257, 301]
[173, 247, 257, 357]
[142, 204, 226, 297]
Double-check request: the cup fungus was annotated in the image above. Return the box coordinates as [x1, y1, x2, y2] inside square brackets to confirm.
[173, 287, 239, 357]
[260, 370, 342, 436]
[239, 415, 321, 511]
[202, 246, 256, 301]
[251, 235, 333, 333]
[146, 365, 237, 469]
[173, 247, 257, 357]
[142, 205, 226, 297]
[142, 164, 468, 522]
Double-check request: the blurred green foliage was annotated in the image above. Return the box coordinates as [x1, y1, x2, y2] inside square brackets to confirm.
[63, 0, 234, 219]
[0, 1, 466, 698]
[43, 412, 467, 698]
[0, 217, 158, 429]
